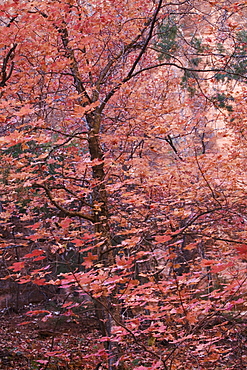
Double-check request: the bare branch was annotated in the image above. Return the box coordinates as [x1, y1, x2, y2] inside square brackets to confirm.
[0, 43, 17, 87]
[126, 0, 163, 79]
[33, 183, 94, 222]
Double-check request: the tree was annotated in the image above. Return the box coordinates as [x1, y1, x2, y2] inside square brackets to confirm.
[0, 0, 247, 369]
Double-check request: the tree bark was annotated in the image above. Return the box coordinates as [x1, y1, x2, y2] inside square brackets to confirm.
[87, 110, 119, 369]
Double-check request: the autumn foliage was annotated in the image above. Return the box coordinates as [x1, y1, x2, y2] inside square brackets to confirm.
[0, 0, 247, 369]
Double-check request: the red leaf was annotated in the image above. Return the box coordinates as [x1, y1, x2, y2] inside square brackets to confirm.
[211, 262, 233, 273]
[236, 244, 247, 255]
[62, 301, 74, 308]
[24, 249, 45, 258]
[60, 218, 71, 229]
[33, 256, 46, 261]
[18, 276, 31, 284]
[17, 321, 32, 326]
[170, 228, 184, 235]
[9, 261, 25, 272]
[26, 221, 42, 230]
[29, 234, 40, 241]
[32, 278, 46, 286]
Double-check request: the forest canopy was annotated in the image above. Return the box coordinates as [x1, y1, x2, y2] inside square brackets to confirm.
[0, 1, 246, 369]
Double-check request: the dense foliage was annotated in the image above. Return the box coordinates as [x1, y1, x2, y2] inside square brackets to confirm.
[0, 1, 247, 369]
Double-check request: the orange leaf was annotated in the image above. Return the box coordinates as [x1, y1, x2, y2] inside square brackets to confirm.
[201, 259, 216, 266]
[26, 310, 50, 316]
[82, 252, 98, 268]
[15, 104, 34, 117]
[184, 243, 197, 250]
[29, 234, 40, 242]
[71, 238, 84, 246]
[17, 321, 32, 326]
[155, 234, 172, 243]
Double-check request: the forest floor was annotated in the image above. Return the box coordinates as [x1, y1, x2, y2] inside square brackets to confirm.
[0, 302, 102, 370]
[1, 301, 247, 370]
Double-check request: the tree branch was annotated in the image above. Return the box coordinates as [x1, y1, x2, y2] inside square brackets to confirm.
[32, 183, 94, 222]
[0, 43, 17, 87]
[126, 0, 163, 79]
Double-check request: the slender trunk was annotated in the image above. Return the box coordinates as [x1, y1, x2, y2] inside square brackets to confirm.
[58, 21, 124, 368]
[87, 110, 119, 369]
[87, 110, 114, 262]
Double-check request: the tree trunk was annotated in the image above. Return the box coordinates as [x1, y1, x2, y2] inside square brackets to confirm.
[87, 110, 119, 369]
